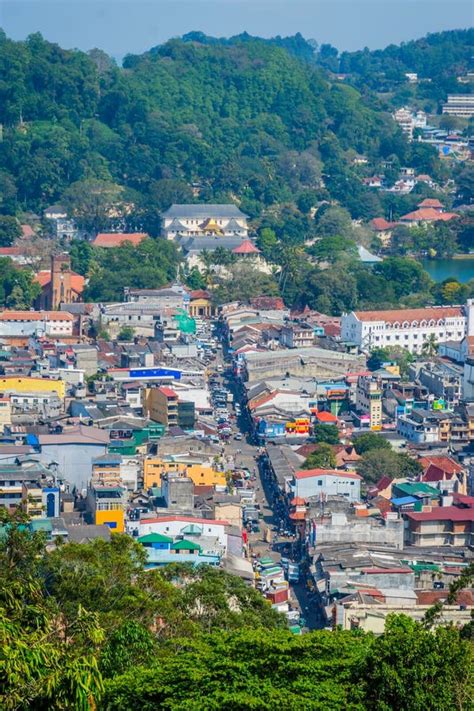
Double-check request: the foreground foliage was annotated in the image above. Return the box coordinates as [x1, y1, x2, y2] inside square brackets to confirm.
[1, 511, 473, 709]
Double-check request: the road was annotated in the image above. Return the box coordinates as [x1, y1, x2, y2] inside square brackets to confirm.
[213, 363, 327, 630]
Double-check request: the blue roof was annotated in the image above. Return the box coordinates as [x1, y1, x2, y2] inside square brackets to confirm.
[26, 434, 39, 446]
[391, 496, 418, 506]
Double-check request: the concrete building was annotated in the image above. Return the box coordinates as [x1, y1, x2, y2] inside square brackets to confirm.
[131, 515, 230, 552]
[161, 472, 194, 511]
[243, 347, 366, 382]
[144, 386, 178, 427]
[412, 360, 463, 407]
[87, 480, 126, 533]
[307, 512, 404, 549]
[0, 460, 49, 509]
[0, 310, 74, 342]
[442, 94, 474, 118]
[124, 284, 190, 311]
[397, 408, 452, 444]
[404, 506, 474, 547]
[292, 469, 361, 502]
[355, 376, 382, 430]
[279, 324, 314, 349]
[342, 304, 470, 354]
[161, 204, 248, 240]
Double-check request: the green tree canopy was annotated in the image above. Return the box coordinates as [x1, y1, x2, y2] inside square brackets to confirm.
[353, 432, 392, 455]
[302, 442, 337, 469]
[313, 423, 340, 445]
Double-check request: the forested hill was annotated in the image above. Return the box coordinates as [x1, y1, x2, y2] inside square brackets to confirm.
[0, 29, 469, 227]
[0, 30, 407, 225]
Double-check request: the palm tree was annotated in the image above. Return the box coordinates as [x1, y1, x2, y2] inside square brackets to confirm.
[421, 333, 439, 358]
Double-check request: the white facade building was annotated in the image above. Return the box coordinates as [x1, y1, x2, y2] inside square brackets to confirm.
[161, 204, 248, 240]
[0, 311, 74, 338]
[341, 303, 474, 355]
[129, 515, 229, 551]
[442, 95, 474, 118]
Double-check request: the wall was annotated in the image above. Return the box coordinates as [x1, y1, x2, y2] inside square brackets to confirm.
[0, 377, 65, 399]
[143, 459, 226, 489]
[37, 442, 107, 493]
[312, 517, 404, 549]
[95, 508, 125, 533]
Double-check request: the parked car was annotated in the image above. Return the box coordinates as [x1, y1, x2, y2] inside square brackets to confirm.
[234, 433, 243, 441]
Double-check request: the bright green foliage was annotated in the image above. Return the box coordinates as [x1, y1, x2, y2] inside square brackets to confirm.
[302, 443, 337, 469]
[0, 257, 40, 308]
[313, 423, 340, 445]
[353, 432, 392, 455]
[358, 449, 423, 484]
[1, 509, 473, 709]
[82, 239, 180, 302]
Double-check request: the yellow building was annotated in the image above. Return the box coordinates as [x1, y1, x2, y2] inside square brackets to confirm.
[87, 482, 125, 533]
[95, 508, 125, 533]
[144, 386, 178, 426]
[188, 290, 216, 318]
[356, 376, 382, 431]
[0, 396, 11, 432]
[144, 457, 226, 490]
[0, 376, 66, 399]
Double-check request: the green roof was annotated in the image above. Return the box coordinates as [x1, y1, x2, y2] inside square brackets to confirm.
[138, 533, 173, 544]
[171, 539, 202, 551]
[395, 482, 439, 498]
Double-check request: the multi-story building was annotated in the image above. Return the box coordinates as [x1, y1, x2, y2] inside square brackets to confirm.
[393, 107, 427, 140]
[86, 479, 126, 533]
[342, 303, 472, 354]
[397, 408, 453, 444]
[404, 506, 474, 547]
[279, 324, 314, 349]
[161, 204, 248, 240]
[0, 310, 74, 343]
[355, 376, 382, 430]
[0, 461, 49, 510]
[442, 94, 474, 118]
[144, 386, 179, 427]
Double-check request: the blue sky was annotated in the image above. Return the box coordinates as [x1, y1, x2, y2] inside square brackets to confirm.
[1, 0, 472, 59]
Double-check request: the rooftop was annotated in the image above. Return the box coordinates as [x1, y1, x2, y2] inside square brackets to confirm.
[162, 203, 248, 219]
[92, 233, 148, 248]
[353, 306, 463, 324]
[294, 468, 361, 481]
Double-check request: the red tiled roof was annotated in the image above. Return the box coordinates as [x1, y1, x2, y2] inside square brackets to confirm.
[290, 497, 307, 506]
[250, 297, 286, 310]
[422, 464, 456, 482]
[405, 506, 474, 522]
[295, 443, 318, 458]
[0, 310, 73, 321]
[416, 589, 474, 606]
[21, 224, 35, 238]
[362, 567, 412, 574]
[400, 208, 457, 222]
[315, 411, 338, 423]
[189, 290, 211, 299]
[289, 511, 306, 520]
[370, 217, 396, 231]
[417, 198, 443, 209]
[354, 306, 463, 324]
[92, 232, 148, 248]
[232, 239, 261, 255]
[294, 468, 361, 480]
[158, 386, 177, 398]
[452, 493, 474, 508]
[35, 270, 85, 294]
[418, 455, 463, 475]
[0, 247, 22, 256]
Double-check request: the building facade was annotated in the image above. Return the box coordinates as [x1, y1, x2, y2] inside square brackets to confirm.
[342, 304, 471, 354]
[161, 204, 248, 240]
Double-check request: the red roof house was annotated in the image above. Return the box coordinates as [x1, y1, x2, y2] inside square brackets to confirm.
[92, 232, 148, 248]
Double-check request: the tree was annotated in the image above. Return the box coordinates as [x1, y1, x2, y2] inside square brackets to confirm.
[302, 443, 336, 469]
[315, 206, 353, 238]
[313, 423, 340, 445]
[0, 215, 21, 246]
[456, 164, 474, 204]
[212, 263, 279, 304]
[309, 235, 358, 263]
[353, 432, 392, 455]
[367, 347, 391, 371]
[117, 326, 135, 341]
[421, 333, 439, 358]
[63, 179, 125, 235]
[358, 449, 422, 484]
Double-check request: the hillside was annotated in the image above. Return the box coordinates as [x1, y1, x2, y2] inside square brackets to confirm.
[0, 30, 422, 228]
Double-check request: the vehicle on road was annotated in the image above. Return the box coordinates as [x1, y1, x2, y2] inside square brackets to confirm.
[234, 433, 243, 440]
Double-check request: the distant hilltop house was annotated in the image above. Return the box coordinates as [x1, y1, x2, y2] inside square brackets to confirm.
[393, 107, 426, 141]
[43, 204, 80, 241]
[161, 204, 248, 240]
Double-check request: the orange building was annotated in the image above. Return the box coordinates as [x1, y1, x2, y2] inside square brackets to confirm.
[35, 254, 85, 309]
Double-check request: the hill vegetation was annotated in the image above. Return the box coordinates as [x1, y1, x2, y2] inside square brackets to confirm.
[1, 510, 473, 710]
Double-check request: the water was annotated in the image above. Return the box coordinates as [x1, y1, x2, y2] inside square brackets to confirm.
[420, 257, 474, 283]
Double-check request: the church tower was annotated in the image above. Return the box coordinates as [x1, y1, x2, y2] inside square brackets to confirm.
[50, 254, 72, 309]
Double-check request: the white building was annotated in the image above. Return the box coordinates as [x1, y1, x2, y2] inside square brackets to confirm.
[341, 304, 473, 355]
[161, 204, 248, 240]
[393, 107, 426, 141]
[129, 515, 229, 551]
[0, 311, 74, 339]
[442, 95, 474, 118]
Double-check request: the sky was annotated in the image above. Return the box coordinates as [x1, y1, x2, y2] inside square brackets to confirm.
[1, 0, 472, 60]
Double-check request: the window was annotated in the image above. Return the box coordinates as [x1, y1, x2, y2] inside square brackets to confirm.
[317, 480, 323, 486]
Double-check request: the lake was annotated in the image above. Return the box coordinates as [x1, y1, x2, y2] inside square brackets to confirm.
[420, 257, 474, 283]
